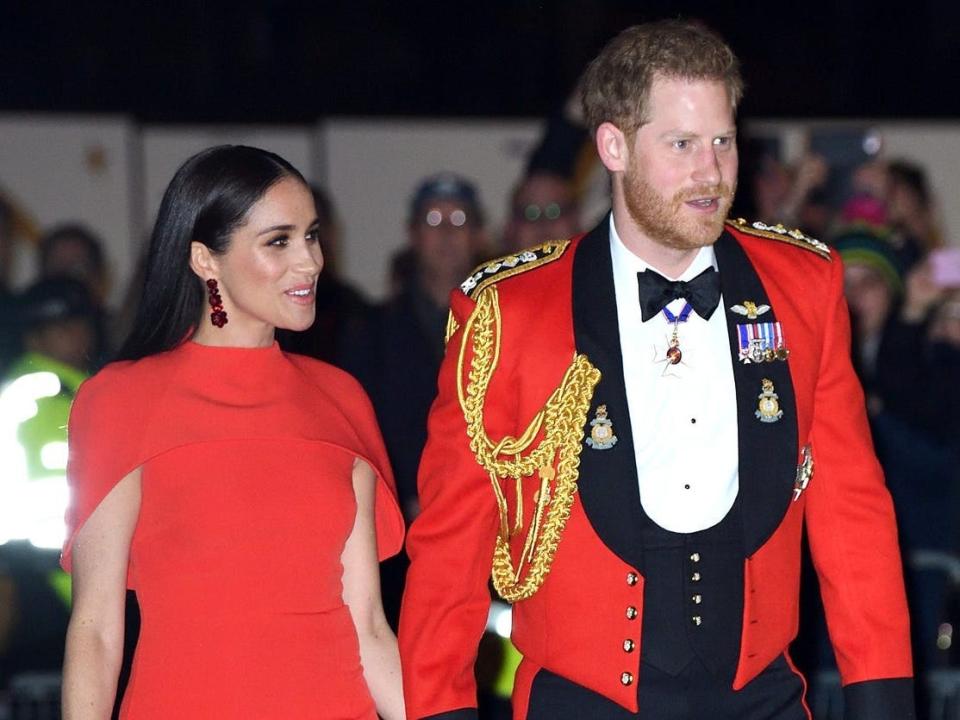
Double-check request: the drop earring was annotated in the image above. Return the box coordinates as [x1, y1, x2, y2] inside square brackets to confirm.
[206, 278, 228, 327]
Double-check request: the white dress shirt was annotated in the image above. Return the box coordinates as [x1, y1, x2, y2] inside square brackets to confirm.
[609, 216, 739, 533]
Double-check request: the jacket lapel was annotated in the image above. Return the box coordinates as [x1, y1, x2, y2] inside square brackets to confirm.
[572, 218, 645, 569]
[714, 230, 798, 555]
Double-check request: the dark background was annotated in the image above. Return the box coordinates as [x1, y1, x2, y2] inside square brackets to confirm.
[2, 1, 959, 123]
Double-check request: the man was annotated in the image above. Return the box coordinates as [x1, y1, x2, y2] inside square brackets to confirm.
[344, 172, 486, 522]
[501, 171, 582, 254]
[36, 223, 112, 365]
[4, 277, 96, 487]
[399, 21, 914, 720]
[342, 173, 485, 626]
[38, 224, 110, 305]
[0, 278, 96, 685]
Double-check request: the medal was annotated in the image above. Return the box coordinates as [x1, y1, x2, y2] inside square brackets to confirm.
[737, 321, 789, 363]
[665, 336, 682, 364]
[586, 404, 618, 450]
[755, 378, 784, 423]
[661, 302, 693, 365]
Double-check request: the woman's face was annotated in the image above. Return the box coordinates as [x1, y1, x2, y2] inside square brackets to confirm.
[203, 178, 323, 340]
[843, 263, 893, 338]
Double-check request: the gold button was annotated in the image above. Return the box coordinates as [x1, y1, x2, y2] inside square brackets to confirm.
[692, 594, 702, 604]
[623, 639, 635, 652]
[626, 606, 638, 620]
[621, 672, 634, 686]
[691, 572, 701, 582]
[626, 572, 639, 586]
[690, 552, 701, 562]
[692, 615, 702, 626]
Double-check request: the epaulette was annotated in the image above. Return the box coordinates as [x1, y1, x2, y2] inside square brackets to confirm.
[459, 239, 572, 299]
[727, 218, 831, 260]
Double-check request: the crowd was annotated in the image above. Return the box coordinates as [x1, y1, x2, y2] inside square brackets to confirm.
[0, 114, 958, 718]
[734, 145, 960, 711]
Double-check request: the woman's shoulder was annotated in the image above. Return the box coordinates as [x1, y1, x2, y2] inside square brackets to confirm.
[285, 352, 369, 400]
[76, 349, 181, 411]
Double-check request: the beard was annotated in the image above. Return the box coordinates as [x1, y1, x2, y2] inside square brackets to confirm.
[623, 168, 735, 251]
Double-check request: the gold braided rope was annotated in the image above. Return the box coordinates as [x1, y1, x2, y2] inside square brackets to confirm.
[457, 286, 600, 602]
[444, 310, 460, 346]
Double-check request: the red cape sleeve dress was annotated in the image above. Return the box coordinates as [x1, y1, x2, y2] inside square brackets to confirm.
[62, 340, 404, 719]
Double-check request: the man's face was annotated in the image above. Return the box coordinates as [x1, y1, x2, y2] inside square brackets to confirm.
[410, 198, 477, 284]
[622, 76, 737, 250]
[29, 317, 95, 371]
[43, 236, 106, 300]
[504, 174, 580, 252]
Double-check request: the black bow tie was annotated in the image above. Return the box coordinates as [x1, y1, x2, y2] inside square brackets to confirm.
[636, 267, 721, 322]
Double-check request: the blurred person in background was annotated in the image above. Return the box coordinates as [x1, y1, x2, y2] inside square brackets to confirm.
[501, 171, 582, 254]
[832, 226, 904, 400]
[0, 197, 19, 373]
[277, 184, 370, 365]
[831, 214, 960, 692]
[872, 257, 960, 685]
[847, 158, 939, 272]
[341, 173, 486, 632]
[38, 224, 110, 305]
[60, 145, 405, 720]
[747, 151, 831, 239]
[885, 160, 941, 262]
[344, 172, 486, 524]
[37, 223, 112, 366]
[0, 278, 96, 691]
[4, 277, 97, 482]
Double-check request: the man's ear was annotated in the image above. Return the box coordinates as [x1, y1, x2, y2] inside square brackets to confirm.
[596, 121, 630, 174]
[189, 241, 218, 280]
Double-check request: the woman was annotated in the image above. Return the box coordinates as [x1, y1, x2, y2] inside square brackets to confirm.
[61, 146, 406, 719]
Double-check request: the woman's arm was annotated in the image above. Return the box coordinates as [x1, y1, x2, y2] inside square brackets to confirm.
[62, 468, 141, 720]
[342, 459, 406, 720]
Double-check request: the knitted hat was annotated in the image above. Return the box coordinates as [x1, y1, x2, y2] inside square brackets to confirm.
[832, 227, 904, 296]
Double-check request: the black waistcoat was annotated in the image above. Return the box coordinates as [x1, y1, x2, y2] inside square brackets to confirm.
[637, 495, 745, 681]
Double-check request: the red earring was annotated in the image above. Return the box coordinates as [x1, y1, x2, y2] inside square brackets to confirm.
[206, 278, 228, 327]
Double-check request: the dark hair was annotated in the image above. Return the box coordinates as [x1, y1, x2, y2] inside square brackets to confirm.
[115, 145, 307, 361]
[581, 20, 743, 137]
[887, 160, 930, 209]
[39, 223, 106, 275]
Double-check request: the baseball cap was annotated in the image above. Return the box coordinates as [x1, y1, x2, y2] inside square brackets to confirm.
[409, 172, 484, 226]
[17, 277, 97, 330]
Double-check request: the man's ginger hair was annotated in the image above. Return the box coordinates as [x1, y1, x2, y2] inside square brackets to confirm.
[581, 20, 743, 137]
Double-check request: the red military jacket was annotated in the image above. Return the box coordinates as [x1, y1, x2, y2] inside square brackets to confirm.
[399, 219, 913, 719]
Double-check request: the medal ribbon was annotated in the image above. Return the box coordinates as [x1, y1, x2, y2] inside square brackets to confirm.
[662, 302, 694, 324]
